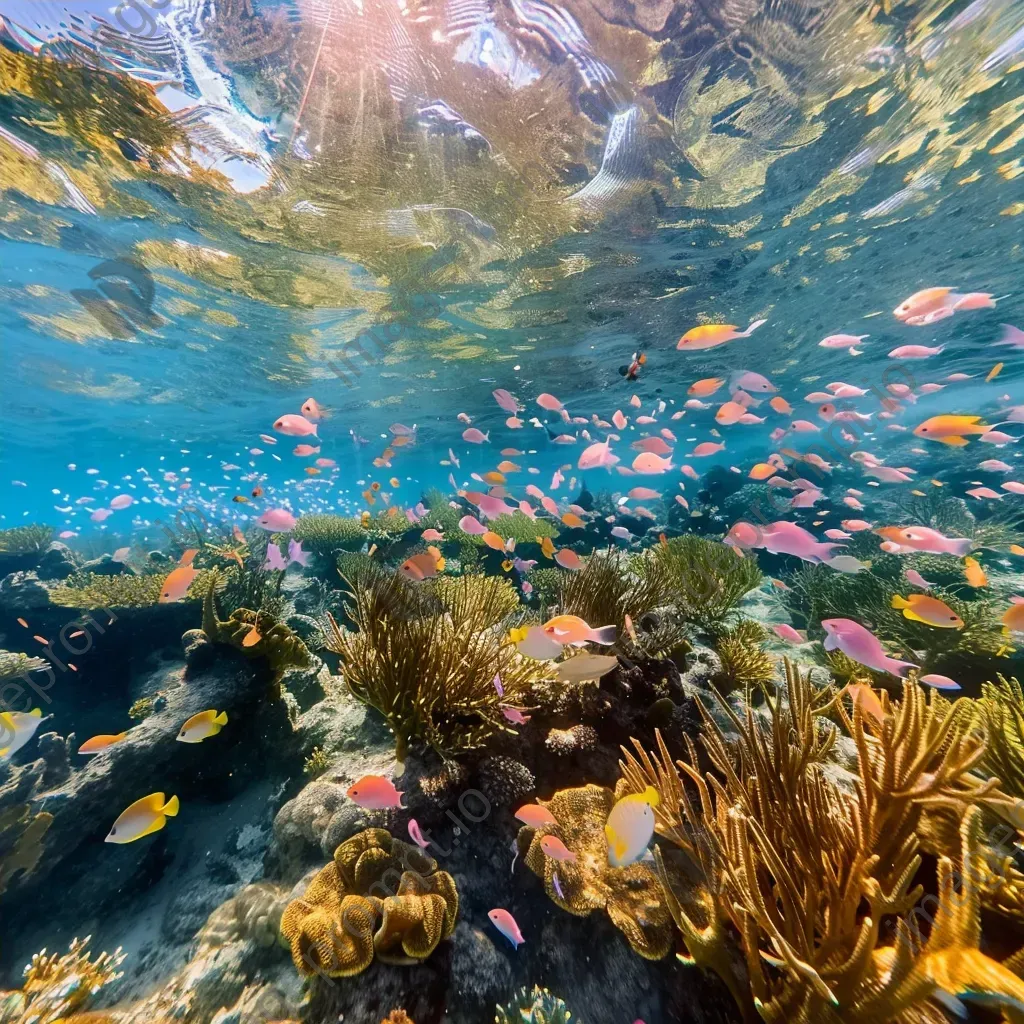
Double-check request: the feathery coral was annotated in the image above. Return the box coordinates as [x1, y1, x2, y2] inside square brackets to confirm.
[495, 985, 577, 1023]
[0, 525, 52, 557]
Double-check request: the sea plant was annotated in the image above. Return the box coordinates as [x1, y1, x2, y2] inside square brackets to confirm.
[495, 985, 577, 1023]
[280, 828, 458, 978]
[303, 747, 331, 777]
[292, 514, 372, 553]
[49, 569, 217, 609]
[712, 618, 775, 692]
[0, 525, 52, 557]
[617, 659, 1021, 1022]
[0, 650, 48, 683]
[646, 535, 761, 635]
[0, 936, 125, 1024]
[326, 570, 552, 758]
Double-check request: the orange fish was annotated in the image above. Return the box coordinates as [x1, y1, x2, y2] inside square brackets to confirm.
[482, 532, 508, 552]
[749, 463, 777, 480]
[677, 320, 766, 351]
[159, 566, 198, 603]
[391, 436, 412, 447]
[963, 557, 988, 588]
[561, 512, 586, 529]
[242, 626, 262, 647]
[1002, 599, 1024, 634]
[179, 548, 198, 567]
[688, 377, 725, 397]
[363, 489, 376, 506]
[17, 617, 28, 628]
[401, 553, 441, 581]
[769, 396, 793, 415]
[538, 536, 556, 559]
[1011, 545, 1024, 556]
[304, 467, 321, 476]
[390, 477, 401, 487]
[251, 486, 263, 498]
[846, 683, 887, 726]
[497, 461, 521, 473]
[78, 732, 127, 755]
[483, 471, 507, 485]
[554, 548, 583, 570]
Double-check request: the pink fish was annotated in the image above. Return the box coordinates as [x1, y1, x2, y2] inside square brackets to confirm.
[632, 452, 674, 474]
[628, 487, 661, 500]
[773, 624, 806, 644]
[917, 383, 945, 395]
[488, 908, 525, 948]
[264, 543, 288, 571]
[477, 495, 517, 518]
[732, 370, 776, 393]
[635, 415, 656, 425]
[108, 494, 133, 510]
[825, 529, 852, 540]
[827, 382, 868, 397]
[459, 515, 488, 535]
[876, 525, 973, 556]
[577, 442, 617, 470]
[302, 398, 327, 420]
[463, 428, 489, 444]
[611, 526, 632, 539]
[967, 486, 1003, 500]
[919, 674, 961, 691]
[994, 324, 1024, 349]
[347, 774, 405, 809]
[537, 393, 564, 411]
[822, 618, 917, 677]
[458, 413, 472, 424]
[819, 333, 869, 355]
[841, 519, 873, 532]
[539, 835, 577, 862]
[293, 444, 320, 456]
[273, 414, 318, 437]
[422, 528, 445, 542]
[551, 434, 577, 444]
[790, 420, 820, 433]
[980, 431, 1017, 445]
[257, 508, 297, 531]
[554, 549, 583, 570]
[493, 388, 520, 413]
[408, 819, 431, 850]
[506, 417, 523, 428]
[612, 409, 628, 430]
[905, 569, 935, 590]
[1003, 482, 1024, 494]
[979, 459, 1013, 472]
[690, 442, 725, 457]
[288, 539, 310, 567]
[631, 437, 673, 456]
[315, 458, 336, 468]
[630, 395, 642, 408]
[888, 344, 944, 359]
[502, 706, 531, 725]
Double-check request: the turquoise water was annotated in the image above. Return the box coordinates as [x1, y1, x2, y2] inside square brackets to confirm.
[1, 0, 1024, 1020]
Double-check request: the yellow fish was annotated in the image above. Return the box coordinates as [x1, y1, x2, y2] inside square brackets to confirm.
[177, 710, 229, 744]
[105, 792, 179, 844]
[913, 414, 990, 447]
[482, 471, 507, 485]
[892, 594, 964, 629]
[911, 490, 927, 497]
[605, 786, 660, 867]
[963, 556, 988, 588]
[987, 362, 1004, 382]
[538, 536, 556, 559]
[502, 559, 514, 572]
[508, 625, 530, 644]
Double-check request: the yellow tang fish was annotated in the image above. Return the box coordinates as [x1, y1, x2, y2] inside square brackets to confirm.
[105, 792, 179, 844]
[892, 594, 964, 629]
[605, 786, 660, 867]
[177, 710, 229, 744]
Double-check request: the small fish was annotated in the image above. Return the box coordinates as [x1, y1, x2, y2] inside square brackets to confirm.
[0, 708, 44, 760]
[542, 615, 615, 645]
[257, 508, 297, 531]
[513, 625, 564, 661]
[78, 732, 128, 755]
[106, 792, 179, 844]
[242, 626, 262, 647]
[301, 397, 328, 419]
[913, 414, 990, 447]
[963, 557, 988, 588]
[273, 413, 318, 437]
[488, 908, 525, 948]
[846, 683, 887, 726]
[347, 774, 405, 809]
[987, 362, 1004, 382]
[905, 569, 935, 590]
[605, 786, 659, 867]
[823, 618, 917, 677]
[552, 871, 565, 900]
[408, 819, 431, 850]
[516, 804, 558, 828]
[502, 706, 531, 725]
[919, 673, 961, 691]
[554, 548, 583, 570]
[773, 624, 806, 644]
[555, 653, 619, 682]
[891, 594, 964, 629]
[400, 553, 441, 580]
[826, 555, 871, 574]
[159, 566, 198, 603]
[177, 710, 229, 744]
[677, 320, 766, 351]
[540, 834, 577, 862]
[462, 428, 490, 444]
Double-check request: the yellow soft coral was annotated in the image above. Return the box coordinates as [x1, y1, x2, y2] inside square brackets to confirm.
[281, 828, 458, 978]
[516, 784, 674, 960]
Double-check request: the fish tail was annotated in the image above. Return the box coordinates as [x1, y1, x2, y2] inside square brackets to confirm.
[739, 318, 767, 337]
[163, 795, 180, 817]
[891, 595, 909, 609]
[849, 347, 863, 355]
[589, 625, 617, 645]
[888, 658, 918, 679]
[214, 711, 228, 726]
[950, 539, 974, 557]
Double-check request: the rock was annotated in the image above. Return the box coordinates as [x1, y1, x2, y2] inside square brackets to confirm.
[35, 731, 73, 788]
[294, 689, 387, 757]
[36, 543, 78, 581]
[0, 572, 51, 613]
[279, 659, 328, 709]
[447, 921, 512, 1018]
[80, 554, 136, 576]
[163, 878, 237, 943]
[181, 628, 213, 666]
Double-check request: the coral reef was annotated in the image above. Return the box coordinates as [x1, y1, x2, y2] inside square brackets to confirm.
[326, 570, 553, 758]
[545, 724, 599, 756]
[647, 535, 762, 635]
[516, 784, 675, 960]
[0, 803, 52, 897]
[0, 525, 53, 557]
[618, 658, 1024, 1022]
[712, 619, 775, 692]
[49, 569, 217, 609]
[280, 828, 458, 977]
[303, 746, 330, 777]
[495, 985, 577, 1023]
[0, 649, 48, 682]
[293, 513, 378, 553]
[477, 755, 536, 808]
[0, 937, 125, 1024]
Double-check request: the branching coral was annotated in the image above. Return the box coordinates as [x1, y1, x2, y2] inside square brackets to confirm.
[49, 569, 217, 609]
[484, 513, 559, 546]
[280, 828, 458, 978]
[0, 525, 52, 557]
[0, 803, 53, 897]
[293, 514, 373, 553]
[712, 619, 775, 692]
[326, 571, 552, 758]
[201, 573, 313, 680]
[618, 659, 1017, 1022]
[646, 536, 761, 635]
[515, 784, 675, 960]
[558, 549, 687, 658]
[0, 937, 125, 1024]
[495, 985, 577, 1023]
[0, 650, 48, 682]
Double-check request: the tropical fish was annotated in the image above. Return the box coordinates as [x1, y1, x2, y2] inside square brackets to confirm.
[822, 618, 917, 677]
[1001, 598, 1024, 634]
[347, 774, 404, 809]
[677, 320, 766, 351]
[963, 557, 988, 588]
[913, 414, 990, 446]
[78, 732, 128, 755]
[515, 804, 558, 828]
[257, 508, 297, 531]
[773, 624, 806, 644]
[488, 908, 525, 948]
[273, 414, 318, 437]
[555, 653, 619, 682]
[542, 615, 616, 645]
[919, 674, 961, 690]
[539, 835, 577, 862]
[0, 708, 44, 760]
[513, 625, 564, 661]
[892, 594, 964, 629]
[106, 793, 179, 844]
[159, 566, 198, 603]
[605, 786, 659, 867]
[502, 706, 531, 725]
[554, 548, 583, 570]
[819, 333, 869, 355]
[462, 428, 489, 444]
[177, 709, 229, 743]
[875, 526, 972, 557]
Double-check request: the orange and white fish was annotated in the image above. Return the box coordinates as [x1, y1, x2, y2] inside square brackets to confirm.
[177, 710, 229, 744]
[159, 566, 198, 603]
[347, 774, 405, 809]
[542, 615, 615, 645]
[78, 732, 127, 756]
[677, 320, 766, 351]
[106, 793, 179, 844]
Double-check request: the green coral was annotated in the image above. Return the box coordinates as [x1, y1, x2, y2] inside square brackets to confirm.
[0, 804, 53, 897]
[0, 651, 48, 683]
[0, 525, 52, 557]
[647, 535, 761, 635]
[304, 746, 331, 777]
[201, 574, 313, 679]
[49, 569, 217, 609]
[495, 985, 577, 1023]
[713, 619, 776, 693]
[525, 566, 563, 605]
[128, 697, 155, 721]
[293, 514, 371, 553]
[326, 570, 553, 758]
[482, 513, 558, 545]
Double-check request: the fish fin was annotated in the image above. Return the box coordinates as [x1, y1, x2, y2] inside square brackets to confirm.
[162, 795, 180, 817]
[214, 712, 228, 726]
[134, 816, 169, 840]
[0, 749, 9, 759]
[823, 633, 838, 651]
[589, 625, 617, 645]
[940, 436, 970, 447]
[739, 318, 767, 337]
[116, 731, 127, 740]
[849, 348, 863, 356]
[29, 708, 42, 717]
[900, 608, 930, 624]
[891, 595, 909, 609]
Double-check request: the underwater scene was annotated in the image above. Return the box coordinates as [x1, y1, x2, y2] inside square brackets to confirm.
[2, 0, 1024, 1019]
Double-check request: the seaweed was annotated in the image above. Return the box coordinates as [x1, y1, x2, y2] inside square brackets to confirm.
[646, 536, 762, 635]
[0, 525, 52, 557]
[618, 660, 1016, 1022]
[712, 619, 775, 692]
[0, 650, 48, 682]
[326, 571, 552, 758]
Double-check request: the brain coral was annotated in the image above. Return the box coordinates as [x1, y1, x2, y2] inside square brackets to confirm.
[281, 828, 458, 978]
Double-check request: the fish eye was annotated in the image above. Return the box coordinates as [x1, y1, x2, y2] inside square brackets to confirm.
[110, 827, 117, 835]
